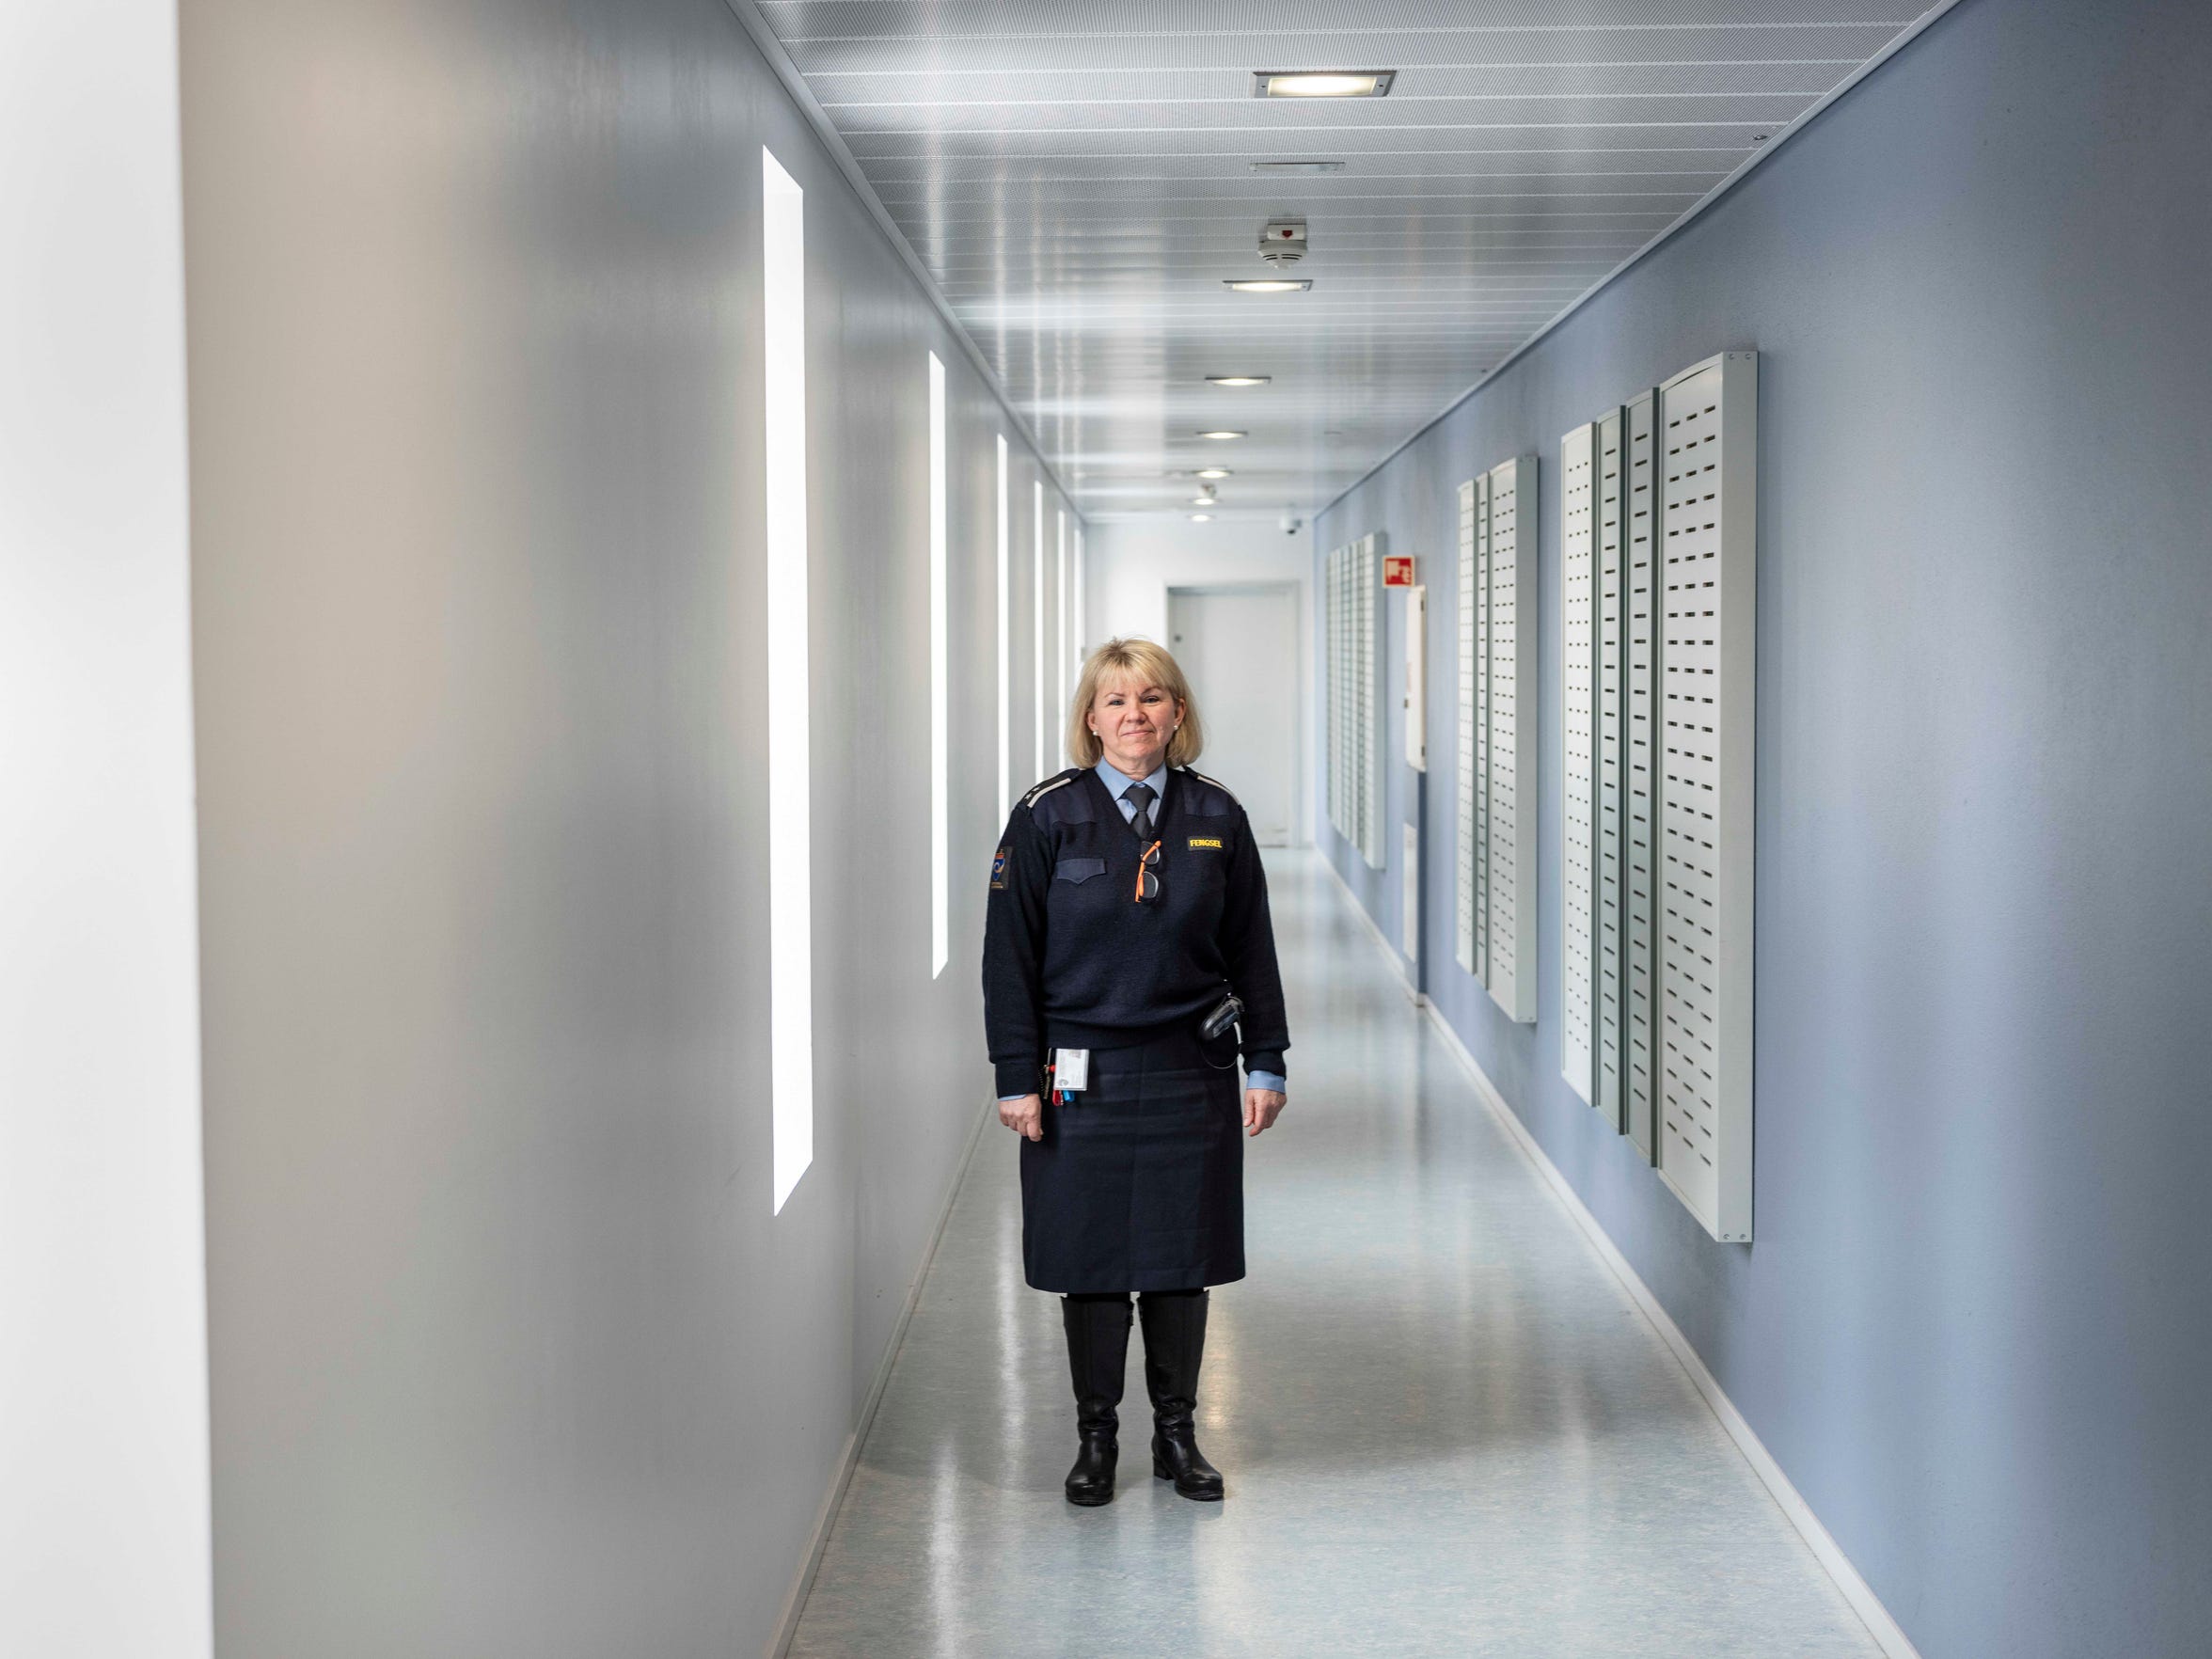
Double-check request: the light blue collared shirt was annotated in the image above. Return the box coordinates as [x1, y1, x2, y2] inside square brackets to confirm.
[1096, 758, 1171, 825]
[997, 761, 1287, 1101]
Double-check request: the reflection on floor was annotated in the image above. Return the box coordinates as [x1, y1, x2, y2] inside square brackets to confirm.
[788, 851, 1876, 1658]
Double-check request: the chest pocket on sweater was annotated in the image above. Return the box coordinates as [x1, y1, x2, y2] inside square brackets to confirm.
[1053, 857, 1108, 884]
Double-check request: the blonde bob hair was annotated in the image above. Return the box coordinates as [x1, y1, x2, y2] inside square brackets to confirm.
[1066, 637, 1205, 769]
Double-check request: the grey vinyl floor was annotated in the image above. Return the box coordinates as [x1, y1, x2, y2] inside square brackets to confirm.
[787, 851, 1877, 1658]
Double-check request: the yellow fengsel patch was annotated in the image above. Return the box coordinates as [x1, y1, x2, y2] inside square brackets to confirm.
[1187, 836, 1224, 850]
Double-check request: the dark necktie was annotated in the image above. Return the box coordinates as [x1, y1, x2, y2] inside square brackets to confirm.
[1123, 782, 1157, 843]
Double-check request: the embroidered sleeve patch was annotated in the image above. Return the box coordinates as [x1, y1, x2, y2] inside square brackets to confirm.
[1186, 836, 1224, 850]
[990, 845, 1011, 890]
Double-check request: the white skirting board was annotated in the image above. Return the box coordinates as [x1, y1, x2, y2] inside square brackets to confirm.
[1320, 845, 1423, 1006]
[1317, 850, 1919, 1659]
[769, 1096, 996, 1658]
[1415, 1000, 1921, 1659]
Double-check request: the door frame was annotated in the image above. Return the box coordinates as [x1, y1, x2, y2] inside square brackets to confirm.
[1163, 579, 1306, 846]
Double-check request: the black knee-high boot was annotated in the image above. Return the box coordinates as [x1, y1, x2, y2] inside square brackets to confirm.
[1061, 1293, 1131, 1506]
[1138, 1289, 1224, 1501]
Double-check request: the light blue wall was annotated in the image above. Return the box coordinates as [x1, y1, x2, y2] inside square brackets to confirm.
[1314, 1, 2212, 1653]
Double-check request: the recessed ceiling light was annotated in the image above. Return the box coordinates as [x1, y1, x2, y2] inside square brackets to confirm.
[1195, 467, 1232, 480]
[1250, 160, 1345, 174]
[1191, 494, 1218, 507]
[1195, 431, 1246, 441]
[1254, 71, 1394, 99]
[1207, 375, 1272, 387]
[1223, 278, 1310, 293]
[1190, 514, 1213, 522]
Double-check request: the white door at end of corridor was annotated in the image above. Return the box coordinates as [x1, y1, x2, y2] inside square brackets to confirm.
[1166, 584, 1297, 845]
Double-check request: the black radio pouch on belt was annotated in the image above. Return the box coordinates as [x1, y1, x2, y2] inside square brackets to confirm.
[1197, 991, 1243, 1043]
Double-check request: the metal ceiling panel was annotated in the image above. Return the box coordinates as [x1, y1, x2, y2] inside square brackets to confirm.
[761, 1, 1921, 32]
[803, 63, 1854, 102]
[845, 123, 1781, 157]
[786, 24, 1907, 75]
[748, 0, 1934, 520]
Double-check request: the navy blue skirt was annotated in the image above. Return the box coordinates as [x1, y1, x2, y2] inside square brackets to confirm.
[1019, 1029, 1245, 1294]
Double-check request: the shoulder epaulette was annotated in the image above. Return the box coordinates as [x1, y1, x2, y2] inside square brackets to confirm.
[1021, 773, 1078, 810]
[1179, 767, 1240, 806]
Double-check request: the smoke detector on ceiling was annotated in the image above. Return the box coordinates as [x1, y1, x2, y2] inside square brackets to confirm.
[1259, 218, 1307, 267]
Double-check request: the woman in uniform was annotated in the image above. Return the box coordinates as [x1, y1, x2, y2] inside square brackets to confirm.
[983, 636, 1289, 1506]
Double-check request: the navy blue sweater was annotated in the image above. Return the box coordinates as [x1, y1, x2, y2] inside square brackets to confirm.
[982, 766, 1290, 1099]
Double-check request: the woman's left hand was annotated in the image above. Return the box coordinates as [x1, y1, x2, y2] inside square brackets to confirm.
[1243, 1088, 1287, 1138]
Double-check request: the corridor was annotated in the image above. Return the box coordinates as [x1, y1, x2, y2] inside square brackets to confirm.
[21, 3, 2210, 1653]
[789, 854, 1875, 1658]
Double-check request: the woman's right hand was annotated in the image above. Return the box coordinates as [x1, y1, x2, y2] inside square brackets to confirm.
[999, 1093, 1044, 1142]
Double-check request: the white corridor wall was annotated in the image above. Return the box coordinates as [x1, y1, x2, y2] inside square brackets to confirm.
[1084, 517, 1313, 843]
[0, 2, 213, 1655]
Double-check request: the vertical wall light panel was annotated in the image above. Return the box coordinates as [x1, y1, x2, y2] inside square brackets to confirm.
[1560, 426, 1597, 1102]
[1595, 407, 1630, 1134]
[1073, 524, 1085, 665]
[1624, 391, 1662, 1161]
[1653, 352, 1758, 1242]
[1033, 481, 1046, 781]
[762, 150, 813, 1213]
[996, 434, 1010, 823]
[927, 353, 948, 979]
[1454, 482, 1477, 975]
[1056, 508, 1068, 758]
[1482, 457, 1538, 1023]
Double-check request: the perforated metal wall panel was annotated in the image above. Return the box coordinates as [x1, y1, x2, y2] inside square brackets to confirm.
[1327, 545, 1346, 843]
[1624, 391, 1662, 1161]
[1329, 544, 1349, 845]
[1470, 476, 1493, 986]
[1340, 542, 1355, 850]
[1341, 540, 1354, 850]
[1483, 457, 1539, 1023]
[1324, 537, 1387, 869]
[1356, 533, 1387, 869]
[1595, 407, 1631, 1136]
[1402, 821, 1420, 962]
[1653, 352, 1757, 1242]
[1405, 582, 1428, 772]
[1454, 463, 1537, 1018]
[1324, 550, 1334, 833]
[1560, 427, 1596, 1102]
[1454, 481, 1477, 977]
[1556, 357, 1759, 1230]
